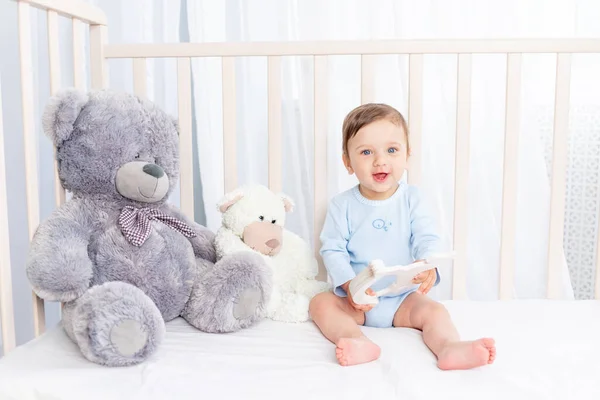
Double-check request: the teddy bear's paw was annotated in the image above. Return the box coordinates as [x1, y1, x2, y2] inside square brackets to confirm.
[110, 319, 149, 357]
[182, 251, 273, 333]
[233, 287, 262, 320]
[64, 281, 165, 367]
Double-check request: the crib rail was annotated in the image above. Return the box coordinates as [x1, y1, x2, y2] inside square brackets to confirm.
[2, 0, 600, 357]
[18, 0, 106, 25]
[103, 39, 600, 58]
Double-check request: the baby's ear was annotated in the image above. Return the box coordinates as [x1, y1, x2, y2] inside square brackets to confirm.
[217, 189, 244, 213]
[279, 193, 295, 212]
[42, 88, 89, 147]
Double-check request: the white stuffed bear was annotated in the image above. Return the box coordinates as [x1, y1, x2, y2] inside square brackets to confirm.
[216, 184, 330, 322]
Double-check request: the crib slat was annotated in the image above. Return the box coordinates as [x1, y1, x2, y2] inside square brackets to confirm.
[408, 54, 423, 185]
[361, 55, 375, 104]
[314, 56, 328, 280]
[0, 77, 17, 354]
[268, 56, 282, 193]
[547, 54, 572, 300]
[133, 58, 147, 97]
[499, 53, 522, 300]
[452, 54, 472, 300]
[177, 57, 194, 219]
[90, 24, 108, 89]
[47, 10, 66, 208]
[48, 14, 64, 113]
[597, 244, 600, 299]
[222, 57, 237, 193]
[47, 11, 61, 95]
[72, 19, 84, 89]
[19, 1, 46, 336]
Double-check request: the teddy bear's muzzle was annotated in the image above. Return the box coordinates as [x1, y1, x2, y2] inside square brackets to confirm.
[242, 221, 283, 257]
[116, 161, 170, 203]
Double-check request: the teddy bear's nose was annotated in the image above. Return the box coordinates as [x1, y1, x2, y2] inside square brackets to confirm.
[142, 164, 165, 178]
[266, 239, 280, 249]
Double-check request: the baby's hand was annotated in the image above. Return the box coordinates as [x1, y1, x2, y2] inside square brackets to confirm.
[412, 267, 437, 295]
[341, 281, 376, 312]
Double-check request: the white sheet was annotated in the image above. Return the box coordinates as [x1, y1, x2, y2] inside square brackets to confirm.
[1, 300, 599, 400]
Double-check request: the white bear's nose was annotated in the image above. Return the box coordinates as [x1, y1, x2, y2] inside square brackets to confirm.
[266, 239, 280, 249]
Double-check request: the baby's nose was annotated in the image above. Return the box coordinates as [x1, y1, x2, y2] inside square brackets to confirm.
[374, 157, 386, 166]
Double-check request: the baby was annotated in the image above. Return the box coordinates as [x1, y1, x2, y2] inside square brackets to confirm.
[309, 103, 496, 370]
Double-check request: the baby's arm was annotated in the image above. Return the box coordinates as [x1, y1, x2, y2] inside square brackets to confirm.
[408, 186, 443, 287]
[319, 199, 355, 297]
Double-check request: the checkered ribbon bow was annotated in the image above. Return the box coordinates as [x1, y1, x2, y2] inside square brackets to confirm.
[118, 206, 197, 247]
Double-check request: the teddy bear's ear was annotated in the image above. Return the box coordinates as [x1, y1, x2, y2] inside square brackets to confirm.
[217, 191, 244, 213]
[42, 88, 89, 147]
[280, 193, 295, 212]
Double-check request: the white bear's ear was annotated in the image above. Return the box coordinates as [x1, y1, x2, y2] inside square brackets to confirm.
[42, 88, 89, 147]
[280, 193, 295, 212]
[217, 189, 244, 213]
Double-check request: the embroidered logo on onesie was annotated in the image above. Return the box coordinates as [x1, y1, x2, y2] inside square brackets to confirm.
[372, 218, 392, 232]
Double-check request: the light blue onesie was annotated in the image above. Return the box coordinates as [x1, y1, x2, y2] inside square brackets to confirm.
[320, 182, 442, 328]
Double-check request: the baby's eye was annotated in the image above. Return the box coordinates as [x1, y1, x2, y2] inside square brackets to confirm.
[361, 150, 372, 156]
[388, 147, 398, 153]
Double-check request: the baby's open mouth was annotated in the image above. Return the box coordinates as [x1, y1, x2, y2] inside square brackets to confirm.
[373, 173, 388, 182]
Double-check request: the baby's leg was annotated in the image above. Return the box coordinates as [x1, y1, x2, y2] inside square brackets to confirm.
[393, 293, 496, 370]
[309, 292, 380, 366]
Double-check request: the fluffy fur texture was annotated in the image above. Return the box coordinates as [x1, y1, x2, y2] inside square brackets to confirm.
[182, 253, 272, 333]
[61, 281, 165, 367]
[27, 89, 271, 366]
[42, 88, 89, 147]
[215, 184, 330, 322]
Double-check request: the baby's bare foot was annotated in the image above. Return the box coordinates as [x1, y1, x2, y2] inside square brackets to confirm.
[437, 338, 496, 370]
[335, 337, 381, 366]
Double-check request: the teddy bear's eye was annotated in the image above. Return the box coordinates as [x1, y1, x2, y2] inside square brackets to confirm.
[271, 219, 276, 224]
[134, 153, 140, 159]
[259, 216, 264, 221]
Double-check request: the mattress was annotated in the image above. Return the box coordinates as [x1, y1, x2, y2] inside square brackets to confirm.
[1, 300, 599, 400]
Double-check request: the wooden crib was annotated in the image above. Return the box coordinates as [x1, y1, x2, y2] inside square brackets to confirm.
[1, 0, 600, 399]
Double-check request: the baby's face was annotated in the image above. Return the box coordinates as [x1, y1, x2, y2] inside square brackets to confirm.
[343, 119, 408, 200]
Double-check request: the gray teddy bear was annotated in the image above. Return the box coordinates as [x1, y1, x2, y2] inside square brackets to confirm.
[26, 89, 272, 367]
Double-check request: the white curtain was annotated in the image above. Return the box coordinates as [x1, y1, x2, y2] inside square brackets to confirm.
[186, 0, 600, 301]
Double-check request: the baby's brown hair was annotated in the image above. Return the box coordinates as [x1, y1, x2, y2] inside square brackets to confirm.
[342, 103, 410, 156]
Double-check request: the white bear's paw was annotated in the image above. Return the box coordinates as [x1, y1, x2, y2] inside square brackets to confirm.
[269, 293, 310, 323]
